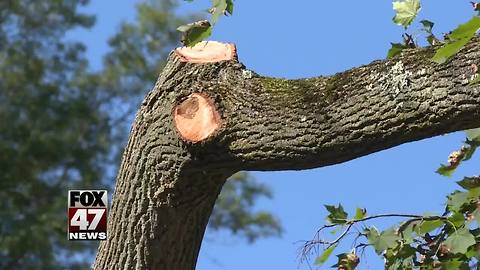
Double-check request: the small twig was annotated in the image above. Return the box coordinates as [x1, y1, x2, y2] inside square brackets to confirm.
[353, 213, 446, 223]
[433, 230, 448, 256]
[351, 227, 364, 249]
[300, 213, 448, 263]
[355, 242, 370, 257]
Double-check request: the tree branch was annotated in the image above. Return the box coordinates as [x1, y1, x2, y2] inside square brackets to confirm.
[221, 40, 480, 170]
[94, 39, 480, 270]
[304, 214, 446, 247]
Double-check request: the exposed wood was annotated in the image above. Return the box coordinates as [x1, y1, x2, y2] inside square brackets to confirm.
[173, 93, 222, 143]
[175, 41, 237, 63]
[94, 40, 480, 270]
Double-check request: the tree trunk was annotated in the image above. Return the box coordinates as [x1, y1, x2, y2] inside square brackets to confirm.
[93, 40, 480, 269]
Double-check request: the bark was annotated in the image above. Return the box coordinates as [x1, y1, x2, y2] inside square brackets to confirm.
[93, 39, 480, 270]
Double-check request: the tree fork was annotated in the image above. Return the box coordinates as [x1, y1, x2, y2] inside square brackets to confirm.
[94, 40, 480, 269]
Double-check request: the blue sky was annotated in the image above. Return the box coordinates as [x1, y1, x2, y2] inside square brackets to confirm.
[73, 1, 479, 269]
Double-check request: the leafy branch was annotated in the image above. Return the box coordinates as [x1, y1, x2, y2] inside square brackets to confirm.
[389, 0, 480, 65]
[303, 213, 447, 250]
[304, 132, 480, 269]
[302, 206, 454, 269]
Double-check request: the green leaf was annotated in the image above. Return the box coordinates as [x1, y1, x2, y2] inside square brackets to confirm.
[449, 16, 480, 40]
[332, 253, 359, 270]
[443, 228, 476, 254]
[416, 219, 443, 234]
[432, 16, 480, 64]
[467, 186, 480, 199]
[457, 177, 480, 190]
[420, 19, 440, 45]
[420, 19, 434, 33]
[384, 244, 416, 269]
[432, 37, 471, 64]
[399, 220, 418, 243]
[426, 34, 440, 46]
[177, 20, 212, 47]
[314, 244, 337, 266]
[207, 0, 233, 24]
[392, 0, 421, 28]
[465, 247, 478, 258]
[325, 204, 348, 224]
[366, 228, 400, 254]
[387, 43, 408, 58]
[226, 0, 234, 15]
[436, 164, 455, 177]
[177, 24, 193, 32]
[354, 207, 367, 220]
[441, 259, 464, 270]
[210, 0, 229, 24]
[437, 139, 479, 176]
[187, 26, 211, 47]
[466, 128, 480, 141]
[447, 191, 470, 212]
[448, 212, 466, 228]
[463, 139, 479, 161]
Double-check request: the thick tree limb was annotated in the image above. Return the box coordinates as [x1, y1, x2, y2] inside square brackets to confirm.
[94, 39, 480, 270]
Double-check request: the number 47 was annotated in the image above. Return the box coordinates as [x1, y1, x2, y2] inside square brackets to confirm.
[71, 209, 105, 230]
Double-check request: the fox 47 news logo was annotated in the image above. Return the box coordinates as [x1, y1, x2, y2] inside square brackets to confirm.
[68, 190, 107, 240]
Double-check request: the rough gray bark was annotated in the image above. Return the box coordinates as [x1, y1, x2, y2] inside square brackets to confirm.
[93, 39, 480, 270]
